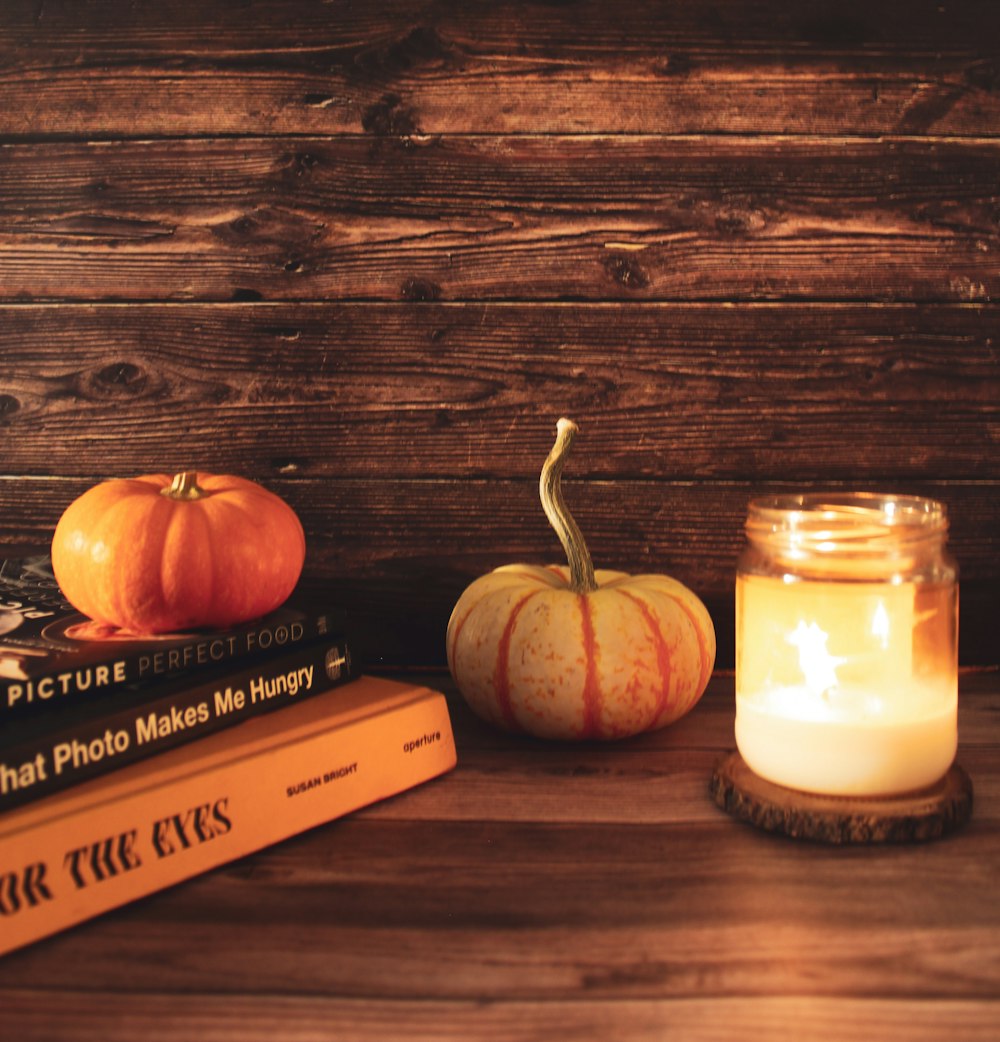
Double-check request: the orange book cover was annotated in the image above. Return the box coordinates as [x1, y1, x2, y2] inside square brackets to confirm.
[0, 675, 457, 958]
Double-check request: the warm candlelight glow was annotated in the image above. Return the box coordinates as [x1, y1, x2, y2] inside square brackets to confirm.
[735, 494, 958, 797]
[787, 619, 844, 699]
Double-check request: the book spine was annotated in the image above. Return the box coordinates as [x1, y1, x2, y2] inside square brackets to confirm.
[0, 638, 355, 813]
[1, 608, 339, 719]
[0, 687, 456, 957]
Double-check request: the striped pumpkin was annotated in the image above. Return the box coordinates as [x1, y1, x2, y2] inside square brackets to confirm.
[447, 420, 716, 740]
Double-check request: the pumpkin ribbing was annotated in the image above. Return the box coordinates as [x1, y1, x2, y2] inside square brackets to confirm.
[52, 471, 305, 634]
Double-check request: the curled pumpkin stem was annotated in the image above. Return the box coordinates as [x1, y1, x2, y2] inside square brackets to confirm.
[540, 418, 598, 594]
[162, 471, 207, 501]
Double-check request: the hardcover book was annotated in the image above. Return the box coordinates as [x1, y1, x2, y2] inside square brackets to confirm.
[0, 674, 457, 958]
[0, 633, 356, 812]
[0, 555, 341, 721]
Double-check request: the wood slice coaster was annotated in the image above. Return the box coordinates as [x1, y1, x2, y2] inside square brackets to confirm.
[710, 751, 973, 844]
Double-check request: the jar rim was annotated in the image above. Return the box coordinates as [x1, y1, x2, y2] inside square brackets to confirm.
[745, 492, 949, 552]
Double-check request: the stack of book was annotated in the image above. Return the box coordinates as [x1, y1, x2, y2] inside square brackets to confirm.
[0, 555, 457, 957]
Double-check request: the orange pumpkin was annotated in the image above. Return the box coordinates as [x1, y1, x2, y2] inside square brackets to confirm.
[51, 471, 305, 634]
[447, 419, 715, 740]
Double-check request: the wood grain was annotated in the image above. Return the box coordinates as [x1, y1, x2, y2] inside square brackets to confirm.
[3, 475, 997, 667]
[3, 479, 998, 588]
[1, 0, 999, 137]
[2, 3, 999, 1038]
[5, 825, 999, 1001]
[1, 137, 997, 302]
[1, 994, 998, 1042]
[2, 303, 997, 480]
[0, 673, 997, 1032]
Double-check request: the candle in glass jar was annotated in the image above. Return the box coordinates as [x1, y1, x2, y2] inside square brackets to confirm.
[735, 495, 958, 797]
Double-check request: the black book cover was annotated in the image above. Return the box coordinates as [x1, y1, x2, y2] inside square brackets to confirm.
[0, 632, 357, 812]
[0, 555, 342, 722]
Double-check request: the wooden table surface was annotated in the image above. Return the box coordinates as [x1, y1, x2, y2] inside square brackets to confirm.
[1, 668, 998, 1041]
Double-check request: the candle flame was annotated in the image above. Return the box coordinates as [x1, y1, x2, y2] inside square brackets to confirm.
[786, 620, 845, 698]
[871, 601, 891, 649]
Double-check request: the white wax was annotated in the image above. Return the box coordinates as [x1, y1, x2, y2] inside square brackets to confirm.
[735, 685, 957, 796]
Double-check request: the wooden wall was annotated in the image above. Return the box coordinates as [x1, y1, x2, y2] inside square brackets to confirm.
[1, 0, 998, 668]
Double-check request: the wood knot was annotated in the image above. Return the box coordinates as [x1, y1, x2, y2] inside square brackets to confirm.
[401, 277, 441, 302]
[654, 53, 693, 77]
[605, 254, 649, 290]
[271, 458, 307, 475]
[362, 92, 421, 137]
[85, 362, 149, 400]
[95, 362, 147, 393]
[303, 94, 337, 109]
[263, 327, 302, 342]
[715, 206, 767, 237]
[0, 394, 21, 418]
[228, 215, 257, 237]
[290, 152, 321, 176]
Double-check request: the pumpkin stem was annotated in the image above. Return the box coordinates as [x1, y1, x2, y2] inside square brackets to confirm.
[161, 471, 206, 501]
[539, 418, 598, 594]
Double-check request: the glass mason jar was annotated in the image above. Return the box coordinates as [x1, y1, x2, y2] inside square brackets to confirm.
[735, 493, 958, 797]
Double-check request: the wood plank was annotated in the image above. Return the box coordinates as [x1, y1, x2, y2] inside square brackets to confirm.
[0, 994, 998, 1042]
[0, 724, 996, 1003]
[367, 679, 1000, 826]
[2, 478, 997, 666]
[360, 672, 1000, 819]
[3, 816, 1000, 1000]
[2, 0, 999, 136]
[434, 670, 1000, 753]
[5, 878, 1000, 1006]
[0, 675, 996, 1033]
[1, 137, 997, 302]
[1, 303, 997, 481]
[1, 480, 996, 601]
